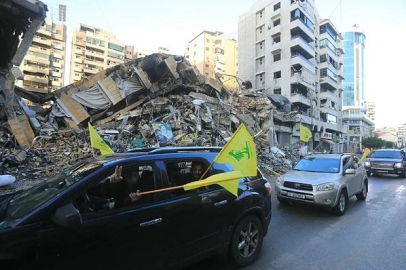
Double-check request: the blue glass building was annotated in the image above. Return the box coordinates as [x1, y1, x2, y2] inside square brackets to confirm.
[342, 30, 366, 107]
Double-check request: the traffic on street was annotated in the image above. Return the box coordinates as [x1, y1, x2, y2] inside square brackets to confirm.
[189, 173, 406, 270]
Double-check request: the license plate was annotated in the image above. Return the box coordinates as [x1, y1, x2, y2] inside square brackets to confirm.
[378, 170, 388, 173]
[286, 192, 306, 199]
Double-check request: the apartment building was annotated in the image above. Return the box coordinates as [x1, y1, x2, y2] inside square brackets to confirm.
[16, 18, 67, 93]
[125, 45, 134, 61]
[238, 0, 345, 151]
[341, 26, 374, 151]
[397, 124, 406, 147]
[70, 24, 131, 84]
[185, 31, 238, 90]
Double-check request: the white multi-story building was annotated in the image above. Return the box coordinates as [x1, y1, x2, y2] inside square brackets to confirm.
[238, 0, 346, 151]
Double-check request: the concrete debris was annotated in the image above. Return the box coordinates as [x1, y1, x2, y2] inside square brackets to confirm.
[1, 49, 302, 191]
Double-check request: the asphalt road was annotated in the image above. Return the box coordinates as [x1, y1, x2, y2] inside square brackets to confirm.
[187, 174, 406, 270]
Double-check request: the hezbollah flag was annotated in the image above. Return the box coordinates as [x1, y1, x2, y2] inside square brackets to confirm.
[358, 148, 371, 164]
[184, 171, 243, 197]
[214, 124, 257, 177]
[88, 122, 114, 155]
[299, 124, 312, 142]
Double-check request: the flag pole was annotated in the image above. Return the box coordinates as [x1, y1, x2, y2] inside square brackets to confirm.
[139, 185, 184, 195]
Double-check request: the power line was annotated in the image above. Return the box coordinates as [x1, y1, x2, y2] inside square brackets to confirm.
[328, 0, 343, 19]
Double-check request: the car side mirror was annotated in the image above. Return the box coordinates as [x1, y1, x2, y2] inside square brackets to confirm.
[52, 203, 82, 229]
[345, 168, 356, 175]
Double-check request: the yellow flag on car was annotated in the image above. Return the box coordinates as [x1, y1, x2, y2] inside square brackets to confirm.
[184, 171, 243, 197]
[358, 148, 371, 164]
[88, 122, 114, 155]
[213, 124, 257, 177]
[299, 124, 312, 142]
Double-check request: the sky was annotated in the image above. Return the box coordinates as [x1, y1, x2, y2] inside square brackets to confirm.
[43, 0, 406, 129]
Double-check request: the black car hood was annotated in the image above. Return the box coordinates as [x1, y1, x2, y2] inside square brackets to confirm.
[368, 158, 402, 163]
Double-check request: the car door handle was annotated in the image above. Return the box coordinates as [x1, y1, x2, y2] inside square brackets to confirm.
[214, 200, 227, 207]
[202, 196, 212, 204]
[140, 218, 162, 227]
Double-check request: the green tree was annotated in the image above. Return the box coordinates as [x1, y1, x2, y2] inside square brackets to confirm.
[362, 137, 385, 149]
[384, 141, 396, 149]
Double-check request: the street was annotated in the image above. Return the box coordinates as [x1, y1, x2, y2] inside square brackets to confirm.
[188, 174, 406, 270]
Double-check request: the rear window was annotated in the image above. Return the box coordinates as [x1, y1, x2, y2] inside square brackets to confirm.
[294, 157, 340, 173]
[370, 151, 401, 159]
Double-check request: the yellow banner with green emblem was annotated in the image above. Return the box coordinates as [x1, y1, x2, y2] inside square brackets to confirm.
[299, 124, 312, 142]
[213, 124, 257, 177]
[88, 122, 114, 155]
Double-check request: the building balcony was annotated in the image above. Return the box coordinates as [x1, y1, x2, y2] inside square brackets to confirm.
[320, 105, 339, 117]
[51, 61, 62, 68]
[319, 61, 340, 72]
[85, 58, 104, 68]
[84, 68, 100, 75]
[270, 41, 281, 53]
[291, 53, 315, 72]
[86, 50, 104, 58]
[37, 28, 52, 37]
[24, 75, 48, 85]
[320, 75, 337, 90]
[33, 36, 52, 46]
[319, 90, 338, 103]
[53, 44, 64, 51]
[291, 74, 315, 91]
[290, 18, 314, 42]
[51, 71, 62, 78]
[73, 66, 82, 73]
[291, 35, 314, 59]
[52, 52, 63, 59]
[23, 65, 49, 76]
[30, 46, 50, 55]
[86, 42, 105, 52]
[290, 93, 311, 108]
[269, 24, 281, 37]
[51, 81, 62, 87]
[25, 54, 49, 65]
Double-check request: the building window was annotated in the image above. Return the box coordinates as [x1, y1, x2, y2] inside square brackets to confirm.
[273, 19, 280, 27]
[274, 71, 281, 79]
[274, 88, 281, 95]
[259, 42, 263, 49]
[320, 54, 327, 63]
[260, 74, 264, 81]
[259, 26, 263, 34]
[273, 35, 281, 43]
[206, 39, 210, 43]
[259, 11, 263, 18]
[259, 58, 263, 65]
[274, 2, 281, 11]
[273, 53, 281, 62]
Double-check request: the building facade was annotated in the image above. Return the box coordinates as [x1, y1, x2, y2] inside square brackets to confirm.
[16, 18, 67, 93]
[341, 26, 373, 151]
[238, 0, 346, 152]
[185, 31, 238, 90]
[70, 24, 130, 84]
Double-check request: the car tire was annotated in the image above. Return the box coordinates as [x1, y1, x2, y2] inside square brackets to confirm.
[332, 190, 347, 216]
[366, 171, 371, 177]
[356, 180, 368, 201]
[277, 196, 289, 205]
[400, 170, 406, 178]
[229, 215, 264, 267]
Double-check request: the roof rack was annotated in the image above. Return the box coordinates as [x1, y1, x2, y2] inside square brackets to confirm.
[126, 148, 159, 153]
[148, 146, 223, 154]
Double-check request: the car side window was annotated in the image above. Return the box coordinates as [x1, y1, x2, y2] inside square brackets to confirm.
[165, 159, 218, 198]
[71, 163, 156, 214]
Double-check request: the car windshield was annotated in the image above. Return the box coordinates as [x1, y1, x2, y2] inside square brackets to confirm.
[0, 161, 102, 229]
[370, 151, 401, 159]
[294, 157, 340, 173]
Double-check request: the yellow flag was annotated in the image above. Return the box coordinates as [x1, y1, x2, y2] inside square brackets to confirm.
[299, 124, 312, 142]
[184, 171, 243, 197]
[214, 124, 257, 177]
[358, 148, 371, 164]
[88, 122, 114, 155]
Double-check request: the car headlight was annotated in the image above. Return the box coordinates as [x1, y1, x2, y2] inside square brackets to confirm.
[316, 182, 335, 191]
[395, 163, 402, 168]
[364, 161, 370, 167]
[276, 176, 284, 185]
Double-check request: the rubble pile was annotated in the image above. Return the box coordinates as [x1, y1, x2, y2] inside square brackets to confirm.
[0, 53, 301, 192]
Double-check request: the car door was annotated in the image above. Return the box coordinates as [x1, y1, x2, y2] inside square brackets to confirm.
[342, 156, 358, 196]
[155, 159, 231, 267]
[36, 161, 168, 270]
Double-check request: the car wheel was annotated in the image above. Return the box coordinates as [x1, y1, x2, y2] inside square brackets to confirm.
[277, 196, 289, 205]
[332, 190, 347, 216]
[366, 171, 371, 177]
[229, 215, 264, 267]
[356, 180, 368, 201]
[400, 170, 406, 178]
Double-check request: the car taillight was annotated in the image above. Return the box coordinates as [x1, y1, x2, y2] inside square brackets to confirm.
[264, 182, 272, 195]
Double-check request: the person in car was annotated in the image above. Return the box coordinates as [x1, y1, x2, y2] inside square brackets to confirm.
[101, 166, 143, 209]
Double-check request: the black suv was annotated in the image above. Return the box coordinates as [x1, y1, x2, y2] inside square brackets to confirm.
[364, 149, 406, 178]
[0, 147, 272, 270]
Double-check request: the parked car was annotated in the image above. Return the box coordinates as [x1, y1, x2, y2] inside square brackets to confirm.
[0, 147, 272, 270]
[364, 149, 406, 178]
[275, 154, 368, 216]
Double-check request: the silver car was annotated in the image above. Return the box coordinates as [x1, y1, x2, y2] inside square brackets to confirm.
[275, 154, 368, 215]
